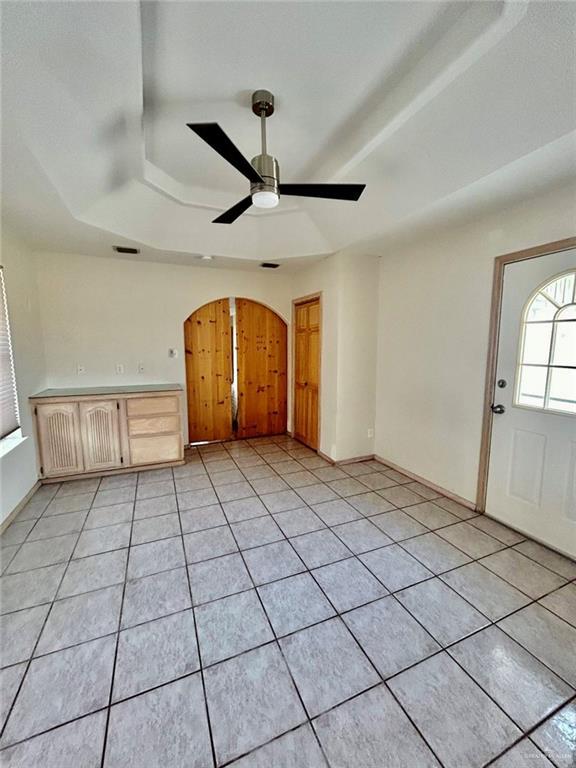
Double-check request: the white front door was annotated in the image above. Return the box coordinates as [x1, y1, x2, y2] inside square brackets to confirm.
[486, 249, 576, 557]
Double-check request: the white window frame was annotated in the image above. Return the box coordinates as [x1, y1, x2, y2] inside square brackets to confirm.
[0, 266, 21, 441]
[514, 269, 576, 416]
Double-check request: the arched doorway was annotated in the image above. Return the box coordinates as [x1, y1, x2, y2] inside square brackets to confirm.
[184, 298, 287, 443]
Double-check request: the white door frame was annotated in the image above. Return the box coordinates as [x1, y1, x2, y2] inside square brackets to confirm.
[476, 236, 576, 511]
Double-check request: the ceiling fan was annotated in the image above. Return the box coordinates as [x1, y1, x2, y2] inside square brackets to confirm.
[187, 90, 366, 224]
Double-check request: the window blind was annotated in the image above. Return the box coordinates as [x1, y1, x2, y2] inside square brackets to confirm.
[0, 267, 20, 439]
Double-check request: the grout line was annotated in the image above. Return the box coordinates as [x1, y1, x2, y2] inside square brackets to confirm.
[2, 517, 574, 620]
[2, 491, 574, 619]
[218, 446, 451, 766]
[98, 473, 135, 768]
[174, 466, 219, 768]
[483, 692, 576, 766]
[198, 451, 334, 768]
[0, 476, 104, 746]
[1, 439, 574, 764]
[3, 545, 572, 681]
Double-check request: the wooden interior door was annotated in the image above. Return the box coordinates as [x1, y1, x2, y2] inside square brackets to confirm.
[236, 298, 287, 438]
[79, 400, 122, 472]
[293, 297, 320, 449]
[184, 299, 233, 442]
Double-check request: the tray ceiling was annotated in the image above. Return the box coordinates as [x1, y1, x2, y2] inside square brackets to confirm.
[1, 1, 575, 265]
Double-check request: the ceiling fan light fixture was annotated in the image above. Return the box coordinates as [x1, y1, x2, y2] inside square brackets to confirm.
[252, 190, 279, 209]
[187, 89, 366, 224]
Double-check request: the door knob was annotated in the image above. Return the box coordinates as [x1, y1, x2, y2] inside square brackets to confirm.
[491, 404, 505, 414]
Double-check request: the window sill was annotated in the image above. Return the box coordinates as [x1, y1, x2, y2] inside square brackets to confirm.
[0, 430, 28, 460]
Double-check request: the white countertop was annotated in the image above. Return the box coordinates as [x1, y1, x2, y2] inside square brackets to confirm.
[30, 383, 183, 399]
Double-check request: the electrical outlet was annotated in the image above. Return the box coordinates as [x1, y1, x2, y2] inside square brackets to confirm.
[115, 363, 124, 375]
[367, 428, 374, 438]
[137, 362, 145, 374]
[77, 364, 86, 375]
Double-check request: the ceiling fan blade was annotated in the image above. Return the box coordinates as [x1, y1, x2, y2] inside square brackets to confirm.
[279, 183, 366, 201]
[187, 122, 263, 184]
[213, 195, 253, 224]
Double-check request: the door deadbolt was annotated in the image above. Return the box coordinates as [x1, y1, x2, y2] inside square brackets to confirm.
[497, 379, 507, 388]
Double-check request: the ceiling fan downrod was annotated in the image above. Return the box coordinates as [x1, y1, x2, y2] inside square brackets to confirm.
[250, 90, 280, 208]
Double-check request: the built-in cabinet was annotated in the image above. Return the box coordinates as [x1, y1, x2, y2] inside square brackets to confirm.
[30, 385, 184, 480]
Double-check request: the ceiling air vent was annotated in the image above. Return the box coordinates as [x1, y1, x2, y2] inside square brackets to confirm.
[260, 262, 280, 269]
[113, 246, 140, 254]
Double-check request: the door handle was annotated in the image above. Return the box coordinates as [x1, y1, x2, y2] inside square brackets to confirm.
[491, 404, 505, 414]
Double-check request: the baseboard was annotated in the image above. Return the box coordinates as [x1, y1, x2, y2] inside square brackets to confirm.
[317, 448, 477, 512]
[335, 454, 374, 466]
[373, 454, 476, 511]
[0, 480, 41, 533]
[41, 459, 185, 484]
[297, 441, 477, 511]
[317, 450, 374, 466]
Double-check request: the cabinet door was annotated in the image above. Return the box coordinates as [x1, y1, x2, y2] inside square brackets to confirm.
[79, 400, 122, 472]
[36, 402, 84, 477]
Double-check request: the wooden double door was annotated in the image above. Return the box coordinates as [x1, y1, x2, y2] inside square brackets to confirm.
[184, 298, 287, 442]
[293, 296, 320, 449]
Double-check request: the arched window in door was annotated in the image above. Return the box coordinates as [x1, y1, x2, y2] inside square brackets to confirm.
[515, 270, 576, 414]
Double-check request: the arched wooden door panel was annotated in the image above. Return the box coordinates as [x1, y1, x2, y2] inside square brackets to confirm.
[184, 299, 233, 442]
[236, 298, 287, 439]
[184, 298, 287, 443]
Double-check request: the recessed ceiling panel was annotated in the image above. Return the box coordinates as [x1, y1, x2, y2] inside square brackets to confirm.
[1, 1, 575, 263]
[141, 1, 445, 192]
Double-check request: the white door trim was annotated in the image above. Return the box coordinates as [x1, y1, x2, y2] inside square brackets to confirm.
[477, 236, 576, 512]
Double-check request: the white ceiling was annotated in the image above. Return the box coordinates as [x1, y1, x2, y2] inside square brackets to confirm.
[1, 0, 575, 267]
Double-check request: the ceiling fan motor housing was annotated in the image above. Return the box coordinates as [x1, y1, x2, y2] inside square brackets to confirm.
[250, 153, 279, 197]
[251, 89, 275, 117]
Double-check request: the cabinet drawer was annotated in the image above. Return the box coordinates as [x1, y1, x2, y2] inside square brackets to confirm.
[126, 396, 179, 417]
[128, 415, 180, 437]
[129, 434, 182, 465]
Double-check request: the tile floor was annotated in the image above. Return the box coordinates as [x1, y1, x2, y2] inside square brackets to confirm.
[0, 435, 575, 767]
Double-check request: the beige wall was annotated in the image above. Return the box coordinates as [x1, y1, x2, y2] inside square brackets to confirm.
[34, 253, 294, 442]
[0, 229, 46, 521]
[375, 183, 576, 503]
[3, 181, 573, 521]
[292, 251, 379, 461]
[334, 252, 379, 460]
[33, 249, 379, 464]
